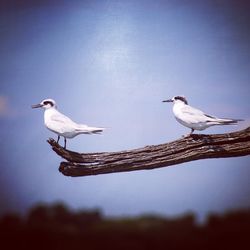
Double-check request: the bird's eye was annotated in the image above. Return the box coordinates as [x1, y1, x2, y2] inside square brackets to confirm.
[43, 101, 53, 106]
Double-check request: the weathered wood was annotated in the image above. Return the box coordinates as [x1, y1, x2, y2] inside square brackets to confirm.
[47, 127, 250, 177]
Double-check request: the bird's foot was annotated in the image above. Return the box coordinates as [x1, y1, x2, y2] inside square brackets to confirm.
[182, 129, 195, 138]
[182, 133, 193, 138]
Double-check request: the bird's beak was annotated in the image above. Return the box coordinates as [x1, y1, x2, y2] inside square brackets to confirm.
[31, 103, 43, 109]
[162, 99, 173, 103]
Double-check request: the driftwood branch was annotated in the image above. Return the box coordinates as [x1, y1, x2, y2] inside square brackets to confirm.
[48, 127, 250, 177]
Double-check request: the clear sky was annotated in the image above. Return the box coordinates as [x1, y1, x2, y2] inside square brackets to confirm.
[0, 0, 250, 222]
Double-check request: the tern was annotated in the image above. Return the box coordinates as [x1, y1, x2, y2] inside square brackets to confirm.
[32, 98, 105, 149]
[162, 95, 243, 136]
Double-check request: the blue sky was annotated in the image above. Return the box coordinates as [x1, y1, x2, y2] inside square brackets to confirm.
[0, 0, 250, 222]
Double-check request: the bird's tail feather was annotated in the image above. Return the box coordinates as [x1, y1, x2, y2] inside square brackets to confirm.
[90, 127, 105, 134]
[76, 124, 105, 134]
[217, 118, 244, 125]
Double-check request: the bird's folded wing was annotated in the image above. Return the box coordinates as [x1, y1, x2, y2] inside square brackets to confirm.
[49, 113, 77, 133]
[181, 105, 217, 123]
[51, 113, 75, 124]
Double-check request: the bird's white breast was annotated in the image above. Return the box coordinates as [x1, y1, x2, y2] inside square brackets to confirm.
[44, 108, 60, 133]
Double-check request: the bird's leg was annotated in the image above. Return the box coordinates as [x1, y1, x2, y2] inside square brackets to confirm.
[57, 135, 60, 144]
[64, 137, 67, 149]
[189, 128, 194, 135]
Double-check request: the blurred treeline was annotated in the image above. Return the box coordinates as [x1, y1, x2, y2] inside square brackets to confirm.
[1, 203, 250, 250]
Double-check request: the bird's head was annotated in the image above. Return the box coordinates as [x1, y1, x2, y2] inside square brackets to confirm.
[32, 98, 57, 110]
[162, 95, 188, 105]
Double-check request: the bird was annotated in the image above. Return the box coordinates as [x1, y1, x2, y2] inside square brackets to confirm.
[32, 98, 105, 149]
[162, 95, 243, 136]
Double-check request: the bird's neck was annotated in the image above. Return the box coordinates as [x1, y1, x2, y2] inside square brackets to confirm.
[173, 101, 185, 112]
[44, 107, 59, 124]
[174, 101, 186, 107]
[44, 107, 58, 116]
[45, 106, 57, 111]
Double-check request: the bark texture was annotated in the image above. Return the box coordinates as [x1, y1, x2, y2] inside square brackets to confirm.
[47, 127, 250, 177]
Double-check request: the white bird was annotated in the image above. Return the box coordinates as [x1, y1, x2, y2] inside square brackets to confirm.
[162, 95, 243, 136]
[32, 98, 105, 149]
